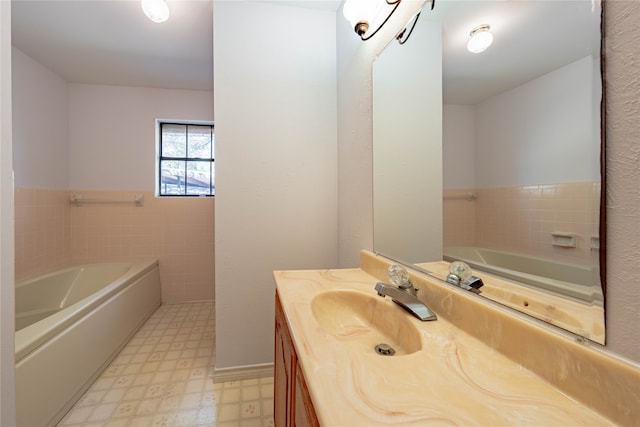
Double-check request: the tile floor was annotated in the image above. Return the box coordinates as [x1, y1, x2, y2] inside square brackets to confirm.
[57, 302, 275, 427]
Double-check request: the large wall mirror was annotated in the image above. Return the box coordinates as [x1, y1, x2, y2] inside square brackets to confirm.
[373, 0, 605, 343]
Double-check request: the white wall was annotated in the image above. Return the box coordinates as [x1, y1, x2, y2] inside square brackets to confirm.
[443, 104, 475, 189]
[443, 57, 598, 190]
[213, 1, 338, 369]
[336, 13, 374, 269]
[68, 84, 212, 190]
[373, 19, 443, 264]
[0, 1, 16, 424]
[12, 47, 69, 189]
[475, 56, 599, 188]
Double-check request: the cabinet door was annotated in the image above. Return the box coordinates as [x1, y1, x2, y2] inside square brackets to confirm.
[294, 364, 320, 427]
[275, 294, 296, 426]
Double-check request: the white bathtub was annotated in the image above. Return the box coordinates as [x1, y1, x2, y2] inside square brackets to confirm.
[443, 246, 602, 305]
[15, 260, 161, 427]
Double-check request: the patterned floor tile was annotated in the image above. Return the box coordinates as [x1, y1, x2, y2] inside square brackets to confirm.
[57, 302, 274, 427]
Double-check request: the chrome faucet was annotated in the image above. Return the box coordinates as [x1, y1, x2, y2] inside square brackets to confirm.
[375, 265, 437, 321]
[446, 261, 484, 294]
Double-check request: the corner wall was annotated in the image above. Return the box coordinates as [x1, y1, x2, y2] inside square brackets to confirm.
[12, 47, 69, 189]
[213, 1, 338, 369]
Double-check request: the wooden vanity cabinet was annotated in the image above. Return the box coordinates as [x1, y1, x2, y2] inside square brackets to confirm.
[275, 292, 319, 427]
[294, 365, 319, 427]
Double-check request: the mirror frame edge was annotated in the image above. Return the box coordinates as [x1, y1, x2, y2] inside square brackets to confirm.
[599, 0, 607, 336]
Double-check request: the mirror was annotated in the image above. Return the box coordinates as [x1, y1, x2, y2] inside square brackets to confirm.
[373, 0, 605, 343]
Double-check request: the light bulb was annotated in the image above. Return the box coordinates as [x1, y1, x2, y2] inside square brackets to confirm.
[142, 0, 170, 23]
[343, 0, 384, 37]
[467, 25, 493, 53]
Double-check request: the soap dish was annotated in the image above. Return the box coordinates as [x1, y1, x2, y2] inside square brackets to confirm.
[551, 232, 577, 248]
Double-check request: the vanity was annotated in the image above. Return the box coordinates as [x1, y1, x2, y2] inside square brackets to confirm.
[273, 251, 640, 426]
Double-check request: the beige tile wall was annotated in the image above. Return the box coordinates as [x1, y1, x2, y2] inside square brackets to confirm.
[14, 188, 72, 281]
[15, 188, 214, 303]
[442, 188, 476, 247]
[444, 181, 600, 265]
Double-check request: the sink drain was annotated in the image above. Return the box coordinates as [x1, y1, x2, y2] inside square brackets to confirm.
[375, 343, 396, 356]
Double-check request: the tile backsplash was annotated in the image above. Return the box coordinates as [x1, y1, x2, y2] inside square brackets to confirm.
[444, 181, 600, 265]
[15, 188, 214, 303]
[14, 188, 72, 280]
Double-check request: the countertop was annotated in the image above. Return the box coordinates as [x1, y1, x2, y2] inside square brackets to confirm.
[274, 266, 617, 426]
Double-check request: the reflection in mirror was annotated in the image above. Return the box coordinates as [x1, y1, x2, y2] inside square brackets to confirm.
[373, 0, 605, 344]
[373, 11, 443, 265]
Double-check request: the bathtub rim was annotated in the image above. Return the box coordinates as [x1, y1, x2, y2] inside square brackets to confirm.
[15, 259, 159, 362]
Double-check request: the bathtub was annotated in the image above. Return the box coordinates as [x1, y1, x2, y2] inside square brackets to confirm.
[15, 260, 161, 427]
[443, 246, 602, 305]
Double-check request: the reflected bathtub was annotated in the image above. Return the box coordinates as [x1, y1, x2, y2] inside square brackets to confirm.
[443, 246, 602, 305]
[15, 260, 161, 427]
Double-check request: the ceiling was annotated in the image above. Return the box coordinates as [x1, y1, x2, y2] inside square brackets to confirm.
[11, 0, 601, 104]
[433, 0, 602, 104]
[12, 0, 216, 91]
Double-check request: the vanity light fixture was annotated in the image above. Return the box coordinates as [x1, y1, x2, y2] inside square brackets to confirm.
[141, 0, 170, 23]
[396, 11, 421, 44]
[396, 0, 435, 45]
[467, 24, 493, 53]
[343, 0, 435, 42]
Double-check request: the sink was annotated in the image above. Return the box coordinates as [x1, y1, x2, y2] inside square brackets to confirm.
[310, 290, 422, 356]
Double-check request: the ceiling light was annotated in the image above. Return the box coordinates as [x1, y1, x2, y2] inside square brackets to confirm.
[467, 24, 493, 53]
[142, 0, 170, 23]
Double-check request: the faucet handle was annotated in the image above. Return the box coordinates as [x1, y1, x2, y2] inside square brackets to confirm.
[387, 265, 417, 293]
[448, 261, 472, 282]
[387, 264, 409, 286]
[446, 261, 484, 294]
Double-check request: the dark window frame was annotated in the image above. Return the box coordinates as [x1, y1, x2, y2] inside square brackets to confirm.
[158, 121, 215, 197]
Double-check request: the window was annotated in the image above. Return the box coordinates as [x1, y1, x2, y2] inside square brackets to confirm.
[158, 122, 215, 196]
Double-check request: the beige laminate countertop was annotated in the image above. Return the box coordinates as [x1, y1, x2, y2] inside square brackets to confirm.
[417, 261, 605, 344]
[274, 267, 616, 426]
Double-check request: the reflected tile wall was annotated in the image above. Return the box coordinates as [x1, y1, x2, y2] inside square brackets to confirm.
[15, 188, 214, 303]
[442, 189, 476, 247]
[444, 181, 600, 265]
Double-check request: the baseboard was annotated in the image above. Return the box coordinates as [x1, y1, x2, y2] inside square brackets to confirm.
[213, 363, 274, 383]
